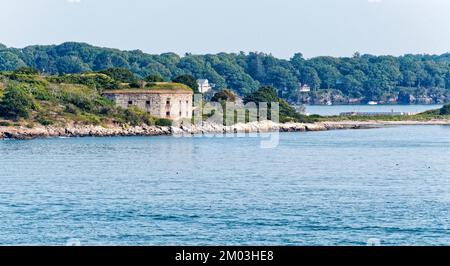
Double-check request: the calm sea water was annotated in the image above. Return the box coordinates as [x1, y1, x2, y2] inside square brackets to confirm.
[305, 104, 442, 116]
[1, 126, 450, 246]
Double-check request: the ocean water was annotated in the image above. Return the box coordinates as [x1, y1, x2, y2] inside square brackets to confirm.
[305, 104, 442, 116]
[1, 126, 450, 246]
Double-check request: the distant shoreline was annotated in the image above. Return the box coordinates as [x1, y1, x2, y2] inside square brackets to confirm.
[2, 120, 450, 140]
[301, 103, 444, 106]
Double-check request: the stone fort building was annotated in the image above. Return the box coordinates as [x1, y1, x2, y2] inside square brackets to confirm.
[103, 83, 193, 120]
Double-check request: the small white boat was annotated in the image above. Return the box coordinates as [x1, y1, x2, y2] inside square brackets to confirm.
[326, 101, 333, 106]
[368, 101, 378, 105]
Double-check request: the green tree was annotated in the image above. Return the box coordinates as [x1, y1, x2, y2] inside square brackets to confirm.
[2, 42, 450, 103]
[144, 73, 165, 82]
[315, 65, 341, 89]
[246, 52, 266, 81]
[243, 86, 314, 123]
[211, 89, 237, 102]
[290, 53, 305, 70]
[440, 104, 450, 115]
[300, 67, 321, 90]
[266, 66, 299, 97]
[0, 51, 26, 71]
[340, 74, 364, 98]
[212, 59, 258, 95]
[172, 74, 199, 93]
[0, 86, 35, 119]
[56, 56, 90, 74]
[100, 68, 138, 84]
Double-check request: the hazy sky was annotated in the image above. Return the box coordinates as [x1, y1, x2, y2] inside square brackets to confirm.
[1, 0, 450, 58]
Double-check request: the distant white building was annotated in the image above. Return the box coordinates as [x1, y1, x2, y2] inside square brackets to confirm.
[197, 79, 213, 93]
[299, 83, 311, 93]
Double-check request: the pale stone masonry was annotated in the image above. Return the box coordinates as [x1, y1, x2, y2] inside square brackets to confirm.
[103, 86, 193, 120]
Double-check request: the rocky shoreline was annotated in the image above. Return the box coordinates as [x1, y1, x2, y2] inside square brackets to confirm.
[1, 120, 450, 140]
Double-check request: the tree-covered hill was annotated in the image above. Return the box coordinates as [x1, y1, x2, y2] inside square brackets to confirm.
[1, 42, 450, 104]
[0, 71, 173, 127]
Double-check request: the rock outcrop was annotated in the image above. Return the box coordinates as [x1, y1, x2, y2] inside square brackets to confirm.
[1, 120, 450, 140]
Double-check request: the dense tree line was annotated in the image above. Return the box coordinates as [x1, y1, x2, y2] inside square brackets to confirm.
[1, 42, 450, 103]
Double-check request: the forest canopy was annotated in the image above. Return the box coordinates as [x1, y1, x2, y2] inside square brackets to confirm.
[1, 42, 450, 104]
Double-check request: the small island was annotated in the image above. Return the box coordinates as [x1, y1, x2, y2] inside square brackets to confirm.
[1, 67, 450, 140]
[2, 43, 450, 139]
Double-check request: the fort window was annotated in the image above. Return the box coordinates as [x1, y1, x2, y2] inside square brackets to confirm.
[146, 100, 151, 105]
[166, 111, 171, 117]
[166, 99, 171, 105]
[128, 100, 133, 105]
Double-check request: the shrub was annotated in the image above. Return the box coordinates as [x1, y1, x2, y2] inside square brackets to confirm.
[57, 85, 97, 111]
[145, 74, 164, 83]
[129, 81, 142, 88]
[155, 118, 172, 127]
[66, 93, 94, 110]
[211, 89, 237, 102]
[36, 117, 54, 126]
[65, 104, 80, 114]
[79, 113, 101, 125]
[47, 73, 119, 90]
[28, 85, 54, 101]
[172, 75, 199, 93]
[440, 104, 450, 115]
[0, 85, 35, 119]
[14, 66, 39, 75]
[99, 68, 138, 84]
[8, 73, 48, 86]
[0, 121, 13, 126]
[122, 106, 154, 126]
[243, 86, 317, 123]
[97, 105, 116, 116]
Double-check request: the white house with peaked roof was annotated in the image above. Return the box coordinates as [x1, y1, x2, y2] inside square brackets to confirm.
[197, 79, 213, 93]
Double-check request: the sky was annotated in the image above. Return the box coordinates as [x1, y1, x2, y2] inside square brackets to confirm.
[1, 0, 450, 59]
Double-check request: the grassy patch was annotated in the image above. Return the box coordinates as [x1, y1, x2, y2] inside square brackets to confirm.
[46, 73, 119, 91]
[0, 73, 171, 127]
[0, 121, 13, 127]
[144, 82, 193, 92]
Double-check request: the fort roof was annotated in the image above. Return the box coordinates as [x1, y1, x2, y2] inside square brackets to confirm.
[103, 82, 193, 95]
